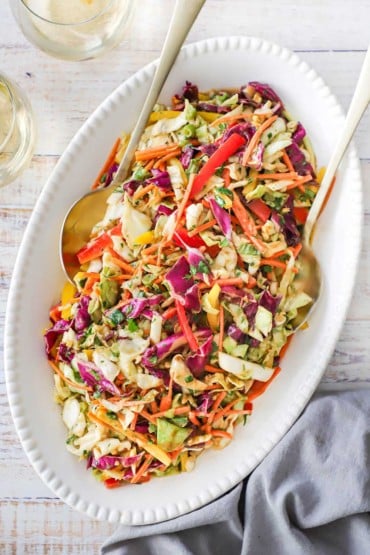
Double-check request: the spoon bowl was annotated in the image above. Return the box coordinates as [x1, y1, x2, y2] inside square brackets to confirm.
[290, 45, 370, 331]
[60, 0, 206, 282]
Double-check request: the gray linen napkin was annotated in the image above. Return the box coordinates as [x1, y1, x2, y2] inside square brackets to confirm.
[102, 390, 370, 555]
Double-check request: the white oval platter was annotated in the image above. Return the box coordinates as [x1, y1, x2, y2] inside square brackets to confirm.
[4, 36, 362, 525]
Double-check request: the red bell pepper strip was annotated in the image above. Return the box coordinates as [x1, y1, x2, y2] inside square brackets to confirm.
[104, 478, 122, 489]
[248, 198, 271, 223]
[109, 223, 123, 236]
[175, 300, 199, 351]
[77, 232, 113, 264]
[190, 133, 246, 198]
[173, 227, 206, 249]
[293, 206, 309, 225]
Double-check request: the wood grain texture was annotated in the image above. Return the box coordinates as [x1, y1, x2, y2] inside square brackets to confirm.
[0, 0, 369, 552]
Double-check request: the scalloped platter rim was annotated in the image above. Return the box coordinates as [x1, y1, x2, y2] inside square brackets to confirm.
[4, 36, 362, 525]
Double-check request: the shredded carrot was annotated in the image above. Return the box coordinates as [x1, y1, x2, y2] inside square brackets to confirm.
[212, 398, 240, 423]
[109, 256, 135, 274]
[153, 406, 190, 419]
[91, 137, 120, 190]
[210, 111, 253, 127]
[232, 192, 266, 252]
[188, 411, 201, 426]
[260, 258, 298, 274]
[168, 174, 195, 241]
[279, 335, 293, 360]
[285, 174, 313, 191]
[153, 148, 182, 168]
[48, 360, 91, 392]
[167, 447, 182, 462]
[130, 412, 138, 431]
[150, 401, 158, 414]
[247, 276, 257, 288]
[222, 167, 231, 187]
[133, 183, 155, 201]
[260, 258, 287, 270]
[134, 144, 179, 162]
[282, 150, 295, 173]
[211, 391, 227, 415]
[175, 299, 199, 351]
[242, 115, 278, 166]
[142, 242, 164, 256]
[131, 454, 153, 484]
[162, 306, 177, 320]
[142, 255, 158, 265]
[159, 376, 173, 412]
[218, 304, 225, 351]
[140, 410, 157, 425]
[87, 411, 117, 432]
[109, 274, 134, 282]
[188, 218, 217, 237]
[82, 275, 100, 294]
[144, 159, 155, 171]
[256, 171, 298, 180]
[247, 367, 281, 402]
[205, 364, 225, 374]
[290, 243, 302, 259]
[210, 430, 233, 439]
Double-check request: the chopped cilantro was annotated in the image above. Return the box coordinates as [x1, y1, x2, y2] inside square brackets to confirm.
[132, 166, 149, 181]
[107, 411, 118, 420]
[190, 260, 210, 275]
[262, 264, 273, 273]
[184, 375, 194, 383]
[149, 355, 158, 364]
[127, 319, 139, 333]
[66, 434, 77, 445]
[110, 309, 124, 326]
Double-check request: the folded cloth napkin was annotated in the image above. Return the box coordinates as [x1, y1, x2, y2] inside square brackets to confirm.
[102, 390, 370, 555]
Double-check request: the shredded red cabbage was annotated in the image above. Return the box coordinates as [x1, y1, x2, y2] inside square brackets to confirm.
[77, 361, 121, 396]
[74, 296, 91, 333]
[44, 319, 71, 356]
[208, 197, 232, 240]
[186, 336, 213, 378]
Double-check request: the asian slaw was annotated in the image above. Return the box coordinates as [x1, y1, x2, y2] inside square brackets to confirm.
[44, 81, 319, 488]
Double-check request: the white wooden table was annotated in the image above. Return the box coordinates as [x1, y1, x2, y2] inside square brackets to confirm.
[0, 1, 369, 552]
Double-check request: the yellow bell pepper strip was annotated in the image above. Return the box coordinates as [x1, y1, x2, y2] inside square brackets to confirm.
[190, 133, 246, 199]
[134, 230, 156, 246]
[148, 110, 220, 124]
[61, 281, 77, 319]
[205, 283, 221, 330]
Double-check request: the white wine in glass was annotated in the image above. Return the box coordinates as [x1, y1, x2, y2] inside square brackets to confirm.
[10, 0, 135, 61]
[0, 74, 35, 187]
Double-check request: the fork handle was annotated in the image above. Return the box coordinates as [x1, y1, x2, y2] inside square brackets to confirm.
[304, 46, 370, 244]
[112, 0, 206, 187]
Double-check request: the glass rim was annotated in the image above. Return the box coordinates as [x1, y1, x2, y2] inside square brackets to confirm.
[19, 0, 117, 27]
[0, 76, 17, 153]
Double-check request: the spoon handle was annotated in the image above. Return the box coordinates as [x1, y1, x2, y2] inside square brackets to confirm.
[304, 46, 370, 244]
[112, 0, 206, 187]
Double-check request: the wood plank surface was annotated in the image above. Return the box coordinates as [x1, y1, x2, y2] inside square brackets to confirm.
[0, 0, 369, 552]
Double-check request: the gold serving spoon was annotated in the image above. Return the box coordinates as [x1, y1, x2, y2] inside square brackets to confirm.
[291, 46, 370, 329]
[60, 0, 206, 281]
